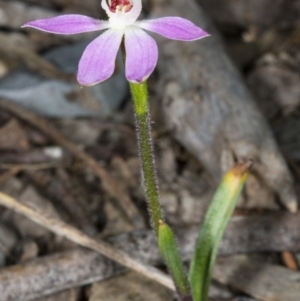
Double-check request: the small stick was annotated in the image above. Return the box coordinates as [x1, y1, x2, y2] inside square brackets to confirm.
[0, 211, 299, 300]
[0, 162, 59, 170]
[0, 190, 174, 291]
[0, 97, 145, 229]
[281, 251, 298, 271]
[0, 167, 22, 184]
[26, 169, 97, 235]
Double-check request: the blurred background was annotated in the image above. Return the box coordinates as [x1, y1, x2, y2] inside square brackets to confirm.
[0, 1, 299, 301]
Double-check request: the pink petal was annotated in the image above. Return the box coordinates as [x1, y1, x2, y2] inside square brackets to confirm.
[137, 17, 209, 41]
[22, 15, 109, 34]
[77, 29, 123, 86]
[125, 26, 158, 83]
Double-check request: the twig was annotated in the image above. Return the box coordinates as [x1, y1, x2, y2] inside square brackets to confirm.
[0, 249, 122, 301]
[0, 190, 174, 291]
[281, 251, 298, 271]
[0, 211, 299, 300]
[0, 148, 62, 165]
[26, 169, 97, 235]
[0, 97, 145, 229]
[0, 167, 22, 184]
[0, 162, 59, 170]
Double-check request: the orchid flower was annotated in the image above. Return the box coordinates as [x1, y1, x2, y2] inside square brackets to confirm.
[23, 0, 209, 86]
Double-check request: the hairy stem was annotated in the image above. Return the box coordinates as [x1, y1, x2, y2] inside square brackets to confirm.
[130, 82, 163, 235]
[130, 82, 191, 300]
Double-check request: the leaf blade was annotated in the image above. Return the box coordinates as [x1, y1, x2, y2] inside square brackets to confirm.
[158, 220, 192, 299]
[189, 161, 252, 301]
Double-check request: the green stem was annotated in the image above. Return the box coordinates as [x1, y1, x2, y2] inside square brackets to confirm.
[130, 81, 163, 235]
[130, 82, 191, 300]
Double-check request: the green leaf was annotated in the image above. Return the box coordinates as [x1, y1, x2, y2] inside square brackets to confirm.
[189, 161, 252, 301]
[158, 220, 191, 299]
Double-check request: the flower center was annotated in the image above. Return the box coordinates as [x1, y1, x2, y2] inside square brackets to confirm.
[109, 0, 133, 12]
